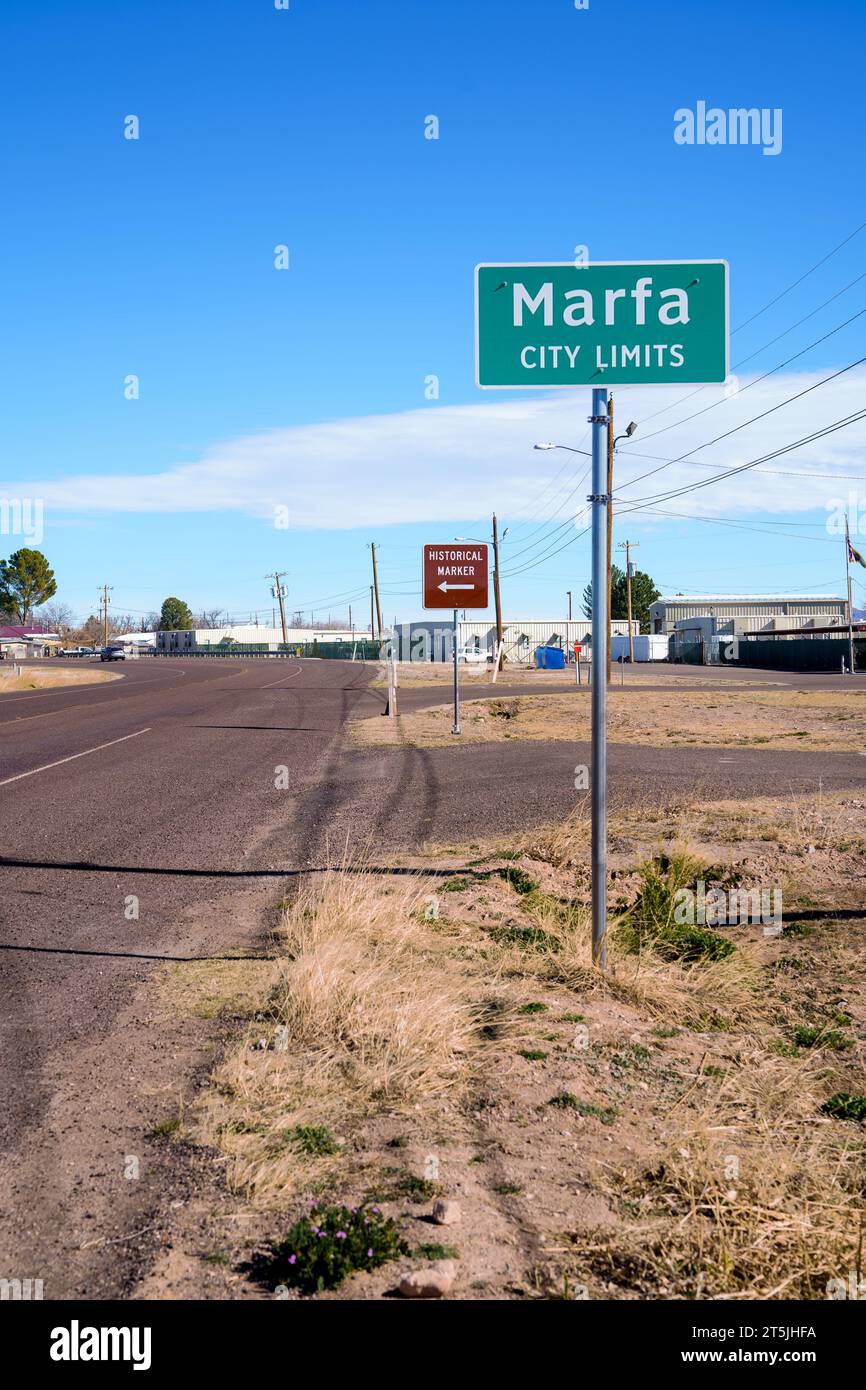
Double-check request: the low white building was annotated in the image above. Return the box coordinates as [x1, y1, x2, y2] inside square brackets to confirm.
[156, 625, 372, 652]
[393, 618, 638, 664]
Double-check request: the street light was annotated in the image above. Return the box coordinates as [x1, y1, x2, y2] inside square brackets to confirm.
[533, 441, 590, 455]
[613, 421, 638, 449]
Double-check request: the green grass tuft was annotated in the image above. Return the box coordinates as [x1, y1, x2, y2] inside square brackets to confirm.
[821, 1092, 866, 1122]
[548, 1092, 618, 1124]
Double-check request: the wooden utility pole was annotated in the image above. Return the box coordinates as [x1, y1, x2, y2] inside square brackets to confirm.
[618, 540, 639, 663]
[492, 513, 504, 670]
[266, 571, 289, 646]
[370, 543, 383, 639]
[99, 584, 113, 646]
[606, 396, 614, 684]
[370, 585, 375, 644]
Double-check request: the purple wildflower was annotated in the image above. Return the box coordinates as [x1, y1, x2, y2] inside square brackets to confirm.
[335, 1231, 347, 1240]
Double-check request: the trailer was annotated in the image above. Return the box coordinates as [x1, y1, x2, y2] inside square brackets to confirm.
[610, 633, 668, 662]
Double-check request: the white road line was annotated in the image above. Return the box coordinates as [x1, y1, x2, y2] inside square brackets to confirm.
[262, 665, 304, 689]
[0, 728, 151, 787]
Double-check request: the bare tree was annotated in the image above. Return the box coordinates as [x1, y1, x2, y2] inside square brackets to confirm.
[112, 613, 141, 634]
[34, 601, 76, 633]
[195, 609, 225, 629]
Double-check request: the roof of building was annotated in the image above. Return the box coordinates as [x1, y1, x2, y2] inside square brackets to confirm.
[0, 624, 50, 638]
[652, 594, 845, 605]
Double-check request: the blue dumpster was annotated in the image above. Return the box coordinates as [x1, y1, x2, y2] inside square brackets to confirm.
[535, 645, 565, 670]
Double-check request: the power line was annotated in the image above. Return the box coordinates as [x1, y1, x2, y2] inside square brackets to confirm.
[732, 217, 866, 335]
[616, 357, 866, 496]
[629, 307, 866, 447]
[623, 222, 866, 432]
[636, 506, 838, 544]
[619, 405, 866, 512]
[503, 514, 591, 578]
[506, 425, 592, 538]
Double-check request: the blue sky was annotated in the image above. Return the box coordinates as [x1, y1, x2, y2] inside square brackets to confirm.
[1, 0, 865, 627]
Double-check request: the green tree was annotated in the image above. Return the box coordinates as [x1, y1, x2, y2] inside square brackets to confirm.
[0, 548, 57, 622]
[582, 565, 660, 633]
[158, 596, 194, 630]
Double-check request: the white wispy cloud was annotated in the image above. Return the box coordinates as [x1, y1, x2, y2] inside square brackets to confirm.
[8, 369, 866, 527]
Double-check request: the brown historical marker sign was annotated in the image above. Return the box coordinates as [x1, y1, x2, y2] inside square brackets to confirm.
[422, 543, 489, 610]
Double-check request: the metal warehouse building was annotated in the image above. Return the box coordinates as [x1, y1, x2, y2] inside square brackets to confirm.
[394, 618, 637, 664]
[649, 595, 848, 637]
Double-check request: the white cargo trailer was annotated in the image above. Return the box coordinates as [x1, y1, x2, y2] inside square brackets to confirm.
[610, 633, 669, 662]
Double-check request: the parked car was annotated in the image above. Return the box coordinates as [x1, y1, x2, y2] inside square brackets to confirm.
[100, 645, 126, 661]
[61, 645, 96, 658]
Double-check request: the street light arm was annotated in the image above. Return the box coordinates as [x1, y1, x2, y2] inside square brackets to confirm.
[533, 443, 591, 456]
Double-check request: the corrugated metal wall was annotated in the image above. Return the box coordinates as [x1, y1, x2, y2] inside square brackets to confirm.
[398, 619, 637, 663]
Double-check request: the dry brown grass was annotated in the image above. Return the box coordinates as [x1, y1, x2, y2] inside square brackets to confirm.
[0, 667, 120, 693]
[188, 870, 503, 1207]
[578, 1047, 866, 1299]
[178, 786, 865, 1297]
[351, 687, 866, 752]
[483, 878, 768, 1033]
[372, 660, 545, 689]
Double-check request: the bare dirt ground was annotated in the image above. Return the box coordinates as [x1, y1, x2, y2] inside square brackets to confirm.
[142, 788, 866, 1301]
[351, 687, 866, 754]
[373, 661, 789, 690]
[0, 667, 120, 693]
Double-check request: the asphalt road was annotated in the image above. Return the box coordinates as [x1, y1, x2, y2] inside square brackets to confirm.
[1, 655, 863, 1299]
[0, 657, 385, 1298]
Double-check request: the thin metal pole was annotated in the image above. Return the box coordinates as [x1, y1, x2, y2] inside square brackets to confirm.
[606, 395, 614, 685]
[452, 609, 460, 734]
[590, 387, 609, 967]
[492, 513, 504, 672]
[845, 514, 855, 675]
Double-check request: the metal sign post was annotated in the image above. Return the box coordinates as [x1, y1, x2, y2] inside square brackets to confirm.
[589, 390, 609, 968]
[452, 609, 460, 735]
[474, 256, 729, 970]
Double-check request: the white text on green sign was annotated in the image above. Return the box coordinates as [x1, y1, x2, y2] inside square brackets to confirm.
[475, 261, 728, 388]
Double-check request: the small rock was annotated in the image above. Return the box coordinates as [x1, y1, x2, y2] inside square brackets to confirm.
[431, 1198, 461, 1226]
[399, 1261, 457, 1299]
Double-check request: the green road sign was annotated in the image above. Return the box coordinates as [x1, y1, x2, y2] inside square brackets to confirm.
[475, 260, 728, 388]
